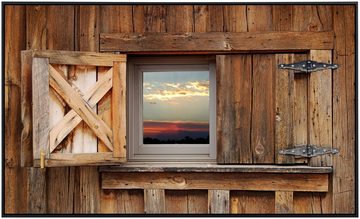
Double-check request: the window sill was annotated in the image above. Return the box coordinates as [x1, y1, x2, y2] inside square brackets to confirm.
[99, 163, 332, 174]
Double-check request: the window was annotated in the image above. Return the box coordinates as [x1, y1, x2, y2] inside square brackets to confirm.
[128, 57, 216, 161]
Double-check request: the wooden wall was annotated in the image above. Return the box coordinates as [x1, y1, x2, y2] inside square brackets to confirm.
[5, 4, 355, 214]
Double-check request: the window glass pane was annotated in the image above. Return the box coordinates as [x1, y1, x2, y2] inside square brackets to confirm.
[143, 71, 209, 144]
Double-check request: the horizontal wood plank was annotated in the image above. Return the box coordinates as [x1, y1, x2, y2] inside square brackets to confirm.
[33, 152, 126, 167]
[102, 172, 329, 192]
[100, 164, 332, 174]
[100, 31, 334, 53]
[25, 49, 126, 66]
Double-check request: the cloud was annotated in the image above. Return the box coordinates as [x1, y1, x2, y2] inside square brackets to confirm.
[144, 80, 209, 101]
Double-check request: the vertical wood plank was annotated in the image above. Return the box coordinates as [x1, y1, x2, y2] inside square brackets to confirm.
[100, 6, 133, 33]
[100, 190, 144, 213]
[133, 5, 166, 33]
[308, 50, 332, 167]
[144, 189, 165, 214]
[293, 192, 323, 213]
[251, 54, 275, 163]
[223, 5, 247, 32]
[246, 5, 273, 31]
[5, 5, 27, 213]
[216, 55, 252, 163]
[272, 5, 292, 31]
[32, 58, 50, 159]
[275, 54, 294, 164]
[165, 5, 194, 33]
[194, 5, 224, 32]
[275, 191, 294, 214]
[332, 5, 355, 214]
[165, 190, 188, 213]
[208, 190, 230, 214]
[27, 168, 47, 213]
[230, 191, 275, 214]
[113, 61, 127, 158]
[187, 190, 208, 214]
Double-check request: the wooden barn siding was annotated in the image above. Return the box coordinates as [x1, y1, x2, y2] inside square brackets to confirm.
[5, 5, 355, 214]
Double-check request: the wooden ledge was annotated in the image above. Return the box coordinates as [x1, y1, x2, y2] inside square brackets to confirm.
[100, 31, 334, 53]
[100, 163, 332, 174]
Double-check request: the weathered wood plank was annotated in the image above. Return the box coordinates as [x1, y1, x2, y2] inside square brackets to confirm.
[216, 55, 252, 163]
[208, 190, 230, 213]
[30, 50, 126, 66]
[293, 192, 323, 213]
[112, 61, 127, 158]
[34, 152, 126, 167]
[5, 5, 27, 213]
[78, 166, 100, 213]
[275, 54, 295, 164]
[251, 54, 275, 163]
[102, 172, 329, 192]
[275, 191, 294, 213]
[100, 164, 332, 173]
[188, 190, 208, 214]
[133, 5, 166, 33]
[332, 5, 356, 214]
[247, 5, 273, 31]
[28, 168, 47, 213]
[165, 190, 188, 213]
[272, 5, 292, 31]
[49, 66, 114, 151]
[231, 191, 274, 214]
[308, 50, 332, 167]
[100, 5, 133, 33]
[194, 5, 224, 32]
[223, 5, 247, 32]
[100, 31, 334, 53]
[144, 189, 165, 214]
[32, 58, 50, 159]
[165, 5, 194, 33]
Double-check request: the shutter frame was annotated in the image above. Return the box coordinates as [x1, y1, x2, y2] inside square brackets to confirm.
[21, 49, 127, 167]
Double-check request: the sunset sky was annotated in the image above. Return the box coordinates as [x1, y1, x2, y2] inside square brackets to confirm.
[143, 71, 210, 142]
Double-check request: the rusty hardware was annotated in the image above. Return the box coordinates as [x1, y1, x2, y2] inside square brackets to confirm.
[278, 145, 339, 158]
[278, 60, 338, 73]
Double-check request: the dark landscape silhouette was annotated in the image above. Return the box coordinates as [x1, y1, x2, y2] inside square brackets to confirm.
[144, 135, 209, 144]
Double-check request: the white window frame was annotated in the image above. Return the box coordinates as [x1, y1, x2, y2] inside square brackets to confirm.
[127, 56, 216, 161]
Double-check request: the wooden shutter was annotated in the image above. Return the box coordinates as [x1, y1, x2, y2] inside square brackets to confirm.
[22, 50, 127, 167]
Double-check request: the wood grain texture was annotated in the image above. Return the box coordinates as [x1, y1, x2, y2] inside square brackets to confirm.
[5, 5, 27, 213]
[251, 54, 275, 163]
[34, 152, 126, 167]
[100, 31, 334, 53]
[144, 189, 165, 214]
[101, 164, 332, 174]
[100, 189, 144, 213]
[165, 5, 194, 33]
[247, 5, 273, 31]
[275, 191, 294, 214]
[32, 58, 50, 159]
[275, 54, 295, 164]
[49, 66, 114, 151]
[332, 5, 355, 214]
[188, 190, 208, 214]
[27, 168, 47, 213]
[102, 172, 329, 192]
[100, 5, 133, 33]
[208, 190, 230, 214]
[112, 61, 127, 157]
[194, 5, 224, 32]
[223, 5, 247, 32]
[133, 5, 166, 33]
[216, 55, 252, 163]
[231, 191, 275, 214]
[308, 50, 332, 167]
[165, 190, 188, 213]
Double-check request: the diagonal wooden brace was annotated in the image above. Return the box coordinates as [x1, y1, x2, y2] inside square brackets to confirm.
[49, 66, 113, 152]
[49, 65, 114, 152]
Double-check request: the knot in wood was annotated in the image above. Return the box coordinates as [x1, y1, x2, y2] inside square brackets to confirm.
[172, 176, 186, 185]
[255, 143, 265, 155]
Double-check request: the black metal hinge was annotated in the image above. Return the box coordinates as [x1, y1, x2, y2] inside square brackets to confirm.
[278, 60, 338, 73]
[278, 145, 339, 158]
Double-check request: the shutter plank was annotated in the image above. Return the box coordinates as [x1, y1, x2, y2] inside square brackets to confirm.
[32, 58, 50, 159]
[275, 54, 295, 164]
[112, 61, 127, 157]
[308, 50, 332, 167]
